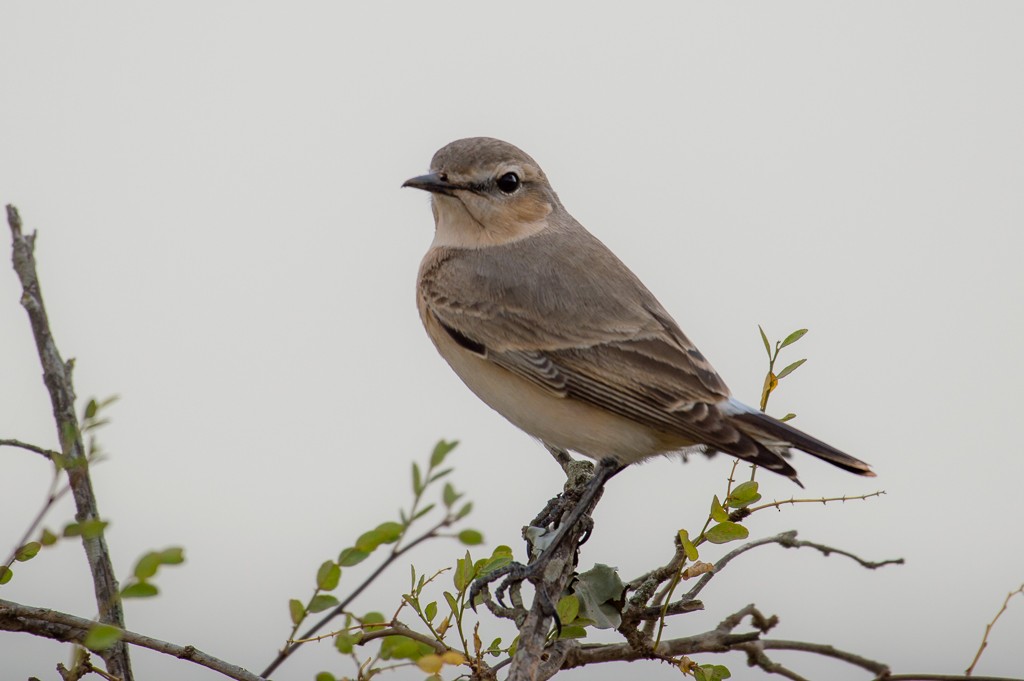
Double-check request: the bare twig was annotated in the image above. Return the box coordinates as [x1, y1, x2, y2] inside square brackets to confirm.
[761, 638, 889, 674]
[0, 598, 263, 681]
[355, 623, 449, 653]
[776, 533, 905, 570]
[965, 582, 1024, 676]
[0, 438, 59, 459]
[7, 205, 131, 680]
[748, 489, 887, 514]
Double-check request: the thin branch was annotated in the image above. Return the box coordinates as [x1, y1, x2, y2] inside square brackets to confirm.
[733, 641, 812, 681]
[7, 204, 131, 680]
[776, 534, 905, 570]
[3, 467, 70, 572]
[355, 624, 449, 654]
[637, 530, 903, 621]
[761, 638, 889, 674]
[965, 582, 1024, 676]
[0, 438, 59, 459]
[747, 490, 887, 514]
[260, 514, 454, 678]
[0, 598, 263, 681]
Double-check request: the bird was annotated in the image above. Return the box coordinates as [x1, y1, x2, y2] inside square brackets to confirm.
[404, 136, 874, 488]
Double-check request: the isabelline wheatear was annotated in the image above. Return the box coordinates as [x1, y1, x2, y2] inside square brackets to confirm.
[405, 137, 873, 487]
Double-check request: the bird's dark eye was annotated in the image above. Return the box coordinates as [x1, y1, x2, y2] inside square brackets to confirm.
[496, 172, 521, 194]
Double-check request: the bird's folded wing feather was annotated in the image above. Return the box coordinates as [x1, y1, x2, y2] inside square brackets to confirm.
[421, 244, 737, 443]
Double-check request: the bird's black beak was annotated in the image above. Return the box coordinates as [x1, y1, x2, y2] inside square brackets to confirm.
[402, 172, 460, 197]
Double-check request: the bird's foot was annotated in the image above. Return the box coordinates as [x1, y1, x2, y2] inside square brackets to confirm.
[469, 558, 561, 626]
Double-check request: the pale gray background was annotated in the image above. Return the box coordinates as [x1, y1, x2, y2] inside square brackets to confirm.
[2, 3, 1022, 680]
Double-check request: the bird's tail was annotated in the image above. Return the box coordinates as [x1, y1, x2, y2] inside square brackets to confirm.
[730, 407, 875, 478]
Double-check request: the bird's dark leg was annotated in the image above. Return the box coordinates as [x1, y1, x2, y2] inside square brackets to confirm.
[469, 458, 626, 616]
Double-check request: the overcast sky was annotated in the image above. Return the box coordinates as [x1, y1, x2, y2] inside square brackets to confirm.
[2, 3, 1023, 680]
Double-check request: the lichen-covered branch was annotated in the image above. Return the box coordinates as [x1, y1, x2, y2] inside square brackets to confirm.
[6, 205, 131, 680]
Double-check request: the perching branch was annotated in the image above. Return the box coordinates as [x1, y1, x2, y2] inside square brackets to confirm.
[0, 598, 263, 681]
[7, 204, 132, 679]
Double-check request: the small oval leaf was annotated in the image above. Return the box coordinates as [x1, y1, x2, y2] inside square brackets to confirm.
[289, 599, 306, 625]
[780, 328, 808, 348]
[121, 582, 159, 598]
[338, 547, 369, 567]
[705, 522, 750, 544]
[317, 561, 341, 591]
[776, 358, 807, 380]
[83, 624, 122, 651]
[458, 529, 484, 546]
[15, 542, 41, 562]
[308, 594, 340, 613]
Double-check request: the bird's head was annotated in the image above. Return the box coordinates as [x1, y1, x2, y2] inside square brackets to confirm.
[403, 137, 561, 248]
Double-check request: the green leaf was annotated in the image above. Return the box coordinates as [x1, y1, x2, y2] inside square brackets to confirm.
[780, 412, 796, 422]
[121, 582, 159, 598]
[362, 611, 386, 631]
[705, 522, 750, 544]
[677, 529, 699, 561]
[710, 495, 729, 522]
[289, 599, 306, 625]
[309, 594, 340, 613]
[334, 631, 362, 654]
[776, 358, 807, 380]
[157, 547, 185, 565]
[555, 594, 579, 625]
[412, 503, 436, 521]
[317, 561, 341, 591]
[443, 590, 460, 615]
[458, 529, 484, 546]
[478, 554, 513, 576]
[375, 522, 403, 543]
[442, 482, 459, 508]
[379, 634, 430, 661]
[780, 328, 808, 349]
[412, 462, 423, 495]
[557, 625, 588, 639]
[573, 564, 625, 630]
[84, 399, 98, 419]
[63, 522, 81, 538]
[338, 547, 369, 567]
[354, 522, 403, 553]
[456, 501, 473, 520]
[487, 637, 502, 654]
[727, 481, 762, 509]
[430, 440, 459, 468]
[315, 673, 336, 681]
[424, 601, 437, 622]
[134, 552, 161, 580]
[453, 552, 475, 592]
[39, 528, 58, 546]
[427, 467, 452, 484]
[14, 542, 41, 562]
[83, 624, 122, 651]
[758, 325, 771, 358]
[696, 663, 732, 681]
[79, 519, 109, 539]
[0, 566, 13, 585]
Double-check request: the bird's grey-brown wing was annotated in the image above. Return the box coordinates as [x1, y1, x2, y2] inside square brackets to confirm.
[417, 228, 787, 464]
